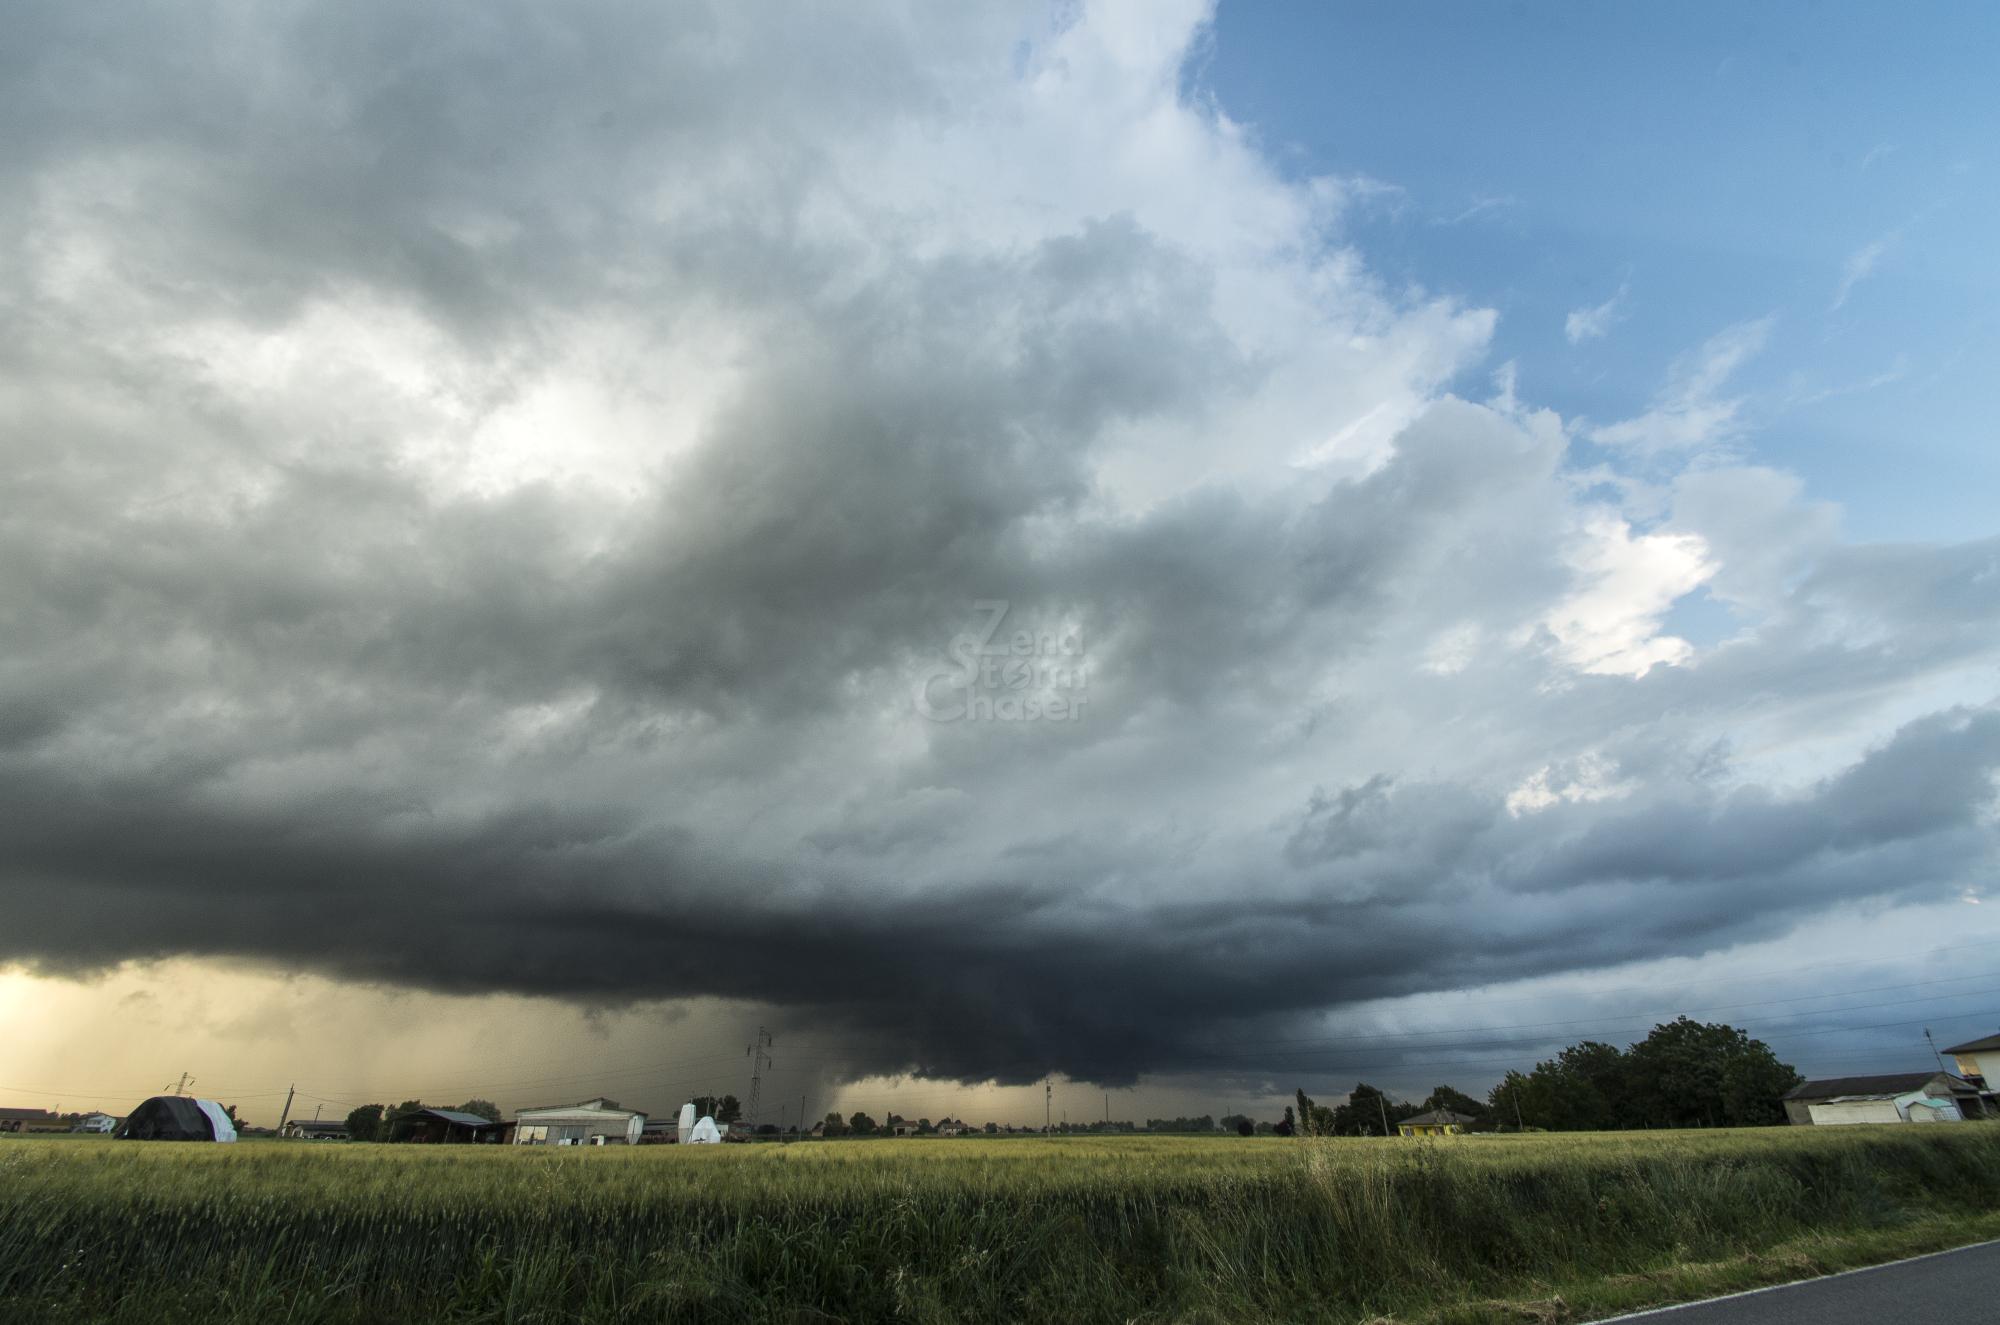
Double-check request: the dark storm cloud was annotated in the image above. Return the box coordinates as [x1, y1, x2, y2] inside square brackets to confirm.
[3, 0, 1998, 1090]
[3, 705, 1995, 1084]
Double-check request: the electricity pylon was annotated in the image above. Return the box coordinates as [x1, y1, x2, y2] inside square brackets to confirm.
[746, 1027, 775, 1126]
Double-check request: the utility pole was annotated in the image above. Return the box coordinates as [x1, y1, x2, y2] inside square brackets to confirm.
[165, 1072, 193, 1097]
[1376, 1093, 1390, 1138]
[1045, 1079, 1052, 1134]
[745, 1026, 774, 1126]
[800, 1093, 807, 1132]
[277, 1084, 295, 1135]
[1925, 1027, 1948, 1074]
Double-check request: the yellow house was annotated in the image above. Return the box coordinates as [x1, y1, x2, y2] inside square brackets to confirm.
[1397, 1108, 1474, 1137]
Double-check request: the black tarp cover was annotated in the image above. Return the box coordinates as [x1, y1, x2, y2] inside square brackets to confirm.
[118, 1095, 226, 1141]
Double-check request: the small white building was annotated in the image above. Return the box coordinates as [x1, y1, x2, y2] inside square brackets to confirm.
[513, 1097, 646, 1146]
[75, 1112, 120, 1133]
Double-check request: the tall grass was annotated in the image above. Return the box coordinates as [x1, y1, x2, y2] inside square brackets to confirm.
[3, 1128, 1996, 1323]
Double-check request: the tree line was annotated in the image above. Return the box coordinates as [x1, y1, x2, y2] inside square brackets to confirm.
[1295, 1018, 1801, 1135]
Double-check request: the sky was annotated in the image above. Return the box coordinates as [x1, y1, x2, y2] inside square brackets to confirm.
[2, 0, 1997, 1131]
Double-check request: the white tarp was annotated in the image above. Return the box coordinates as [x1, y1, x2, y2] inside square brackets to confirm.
[677, 1102, 695, 1145]
[192, 1098, 238, 1142]
[687, 1115, 721, 1144]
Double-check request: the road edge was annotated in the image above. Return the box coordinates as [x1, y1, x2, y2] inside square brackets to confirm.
[1591, 1236, 2000, 1321]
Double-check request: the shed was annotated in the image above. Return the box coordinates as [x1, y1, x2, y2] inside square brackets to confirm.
[388, 1108, 506, 1144]
[1783, 1072, 1983, 1125]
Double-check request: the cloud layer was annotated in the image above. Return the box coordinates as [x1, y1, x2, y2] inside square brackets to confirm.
[3, 0, 1997, 1089]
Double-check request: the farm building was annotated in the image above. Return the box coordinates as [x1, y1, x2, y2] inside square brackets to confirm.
[513, 1097, 646, 1145]
[387, 1108, 506, 1144]
[0, 1107, 62, 1133]
[280, 1118, 349, 1140]
[1782, 1072, 1984, 1125]
[117, 1096, 238, 1142]
[1397, 1109, 1475, 1137]
[74, 1112, 120, 1133]
[1943, 1032, 2000, 1087]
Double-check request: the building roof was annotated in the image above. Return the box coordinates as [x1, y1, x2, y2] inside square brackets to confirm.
[0, 1108, 56, 1122]
[413, 1108, 503, 1128]
[1399, 1109, 1475, 1127]
[515, 1098, 647, 1119]
[1783, 1072, 1967, 1101]
[1942, 1032, 2000, 1055]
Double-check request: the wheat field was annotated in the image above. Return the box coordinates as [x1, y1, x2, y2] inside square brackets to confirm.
[5, 1127, 1999, 1323]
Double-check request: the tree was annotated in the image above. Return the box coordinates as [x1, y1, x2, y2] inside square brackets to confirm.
[454, 1099, 502, 1123]
[1420, 1084, 1488, 1120]
[1274, 1105, 1295, 1138]
[1486, 1019, 1799, 1132]
[848, 1112, 878, 1136]
[1488, 1072, 1532, 1130]
[345, 1104, 385, 1142]
[221, 1103, 248, 1132]
[1625, 1018, 1799, 1128]
[716, 1095, 742, 1124]
[1720, 1049, 1802, 1127]
[1331, 1083, 1411, 1137]
[1236, 1117, 1256, 1137]
[820, 1111, 848, 1137]
[1293, 1089, 1335, 1136]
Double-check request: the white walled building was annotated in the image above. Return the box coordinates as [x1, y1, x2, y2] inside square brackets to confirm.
[512, 1097, 646, 1146]
[1944, 1032, 2000, 1087]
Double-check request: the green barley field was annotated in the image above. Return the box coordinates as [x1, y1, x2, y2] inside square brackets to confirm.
[5, 1128, 2000, 1323]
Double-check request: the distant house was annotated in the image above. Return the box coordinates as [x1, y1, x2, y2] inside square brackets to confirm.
[0, 1108, 61, 1134]
[1783, 1072, 1984, 1125]
[1397, 1109, 1474, 1137]
[937, 1120, 969, 1137]
[806, 1121, 827, 1138]
[281, 1118, 350, 1140]
[388, 1108, 506, 1144]
[74, 1112, 120, 1134]
[513, 1097, 646, 1146]
[891, 1119, 922, 1137]
[1943, 1032, 2000, 1089]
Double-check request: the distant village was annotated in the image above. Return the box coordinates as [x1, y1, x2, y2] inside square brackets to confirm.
[9, 1025, 1996, 1144]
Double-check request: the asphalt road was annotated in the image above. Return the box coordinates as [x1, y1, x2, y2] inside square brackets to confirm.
[1599, 1240, 2000, 1323]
